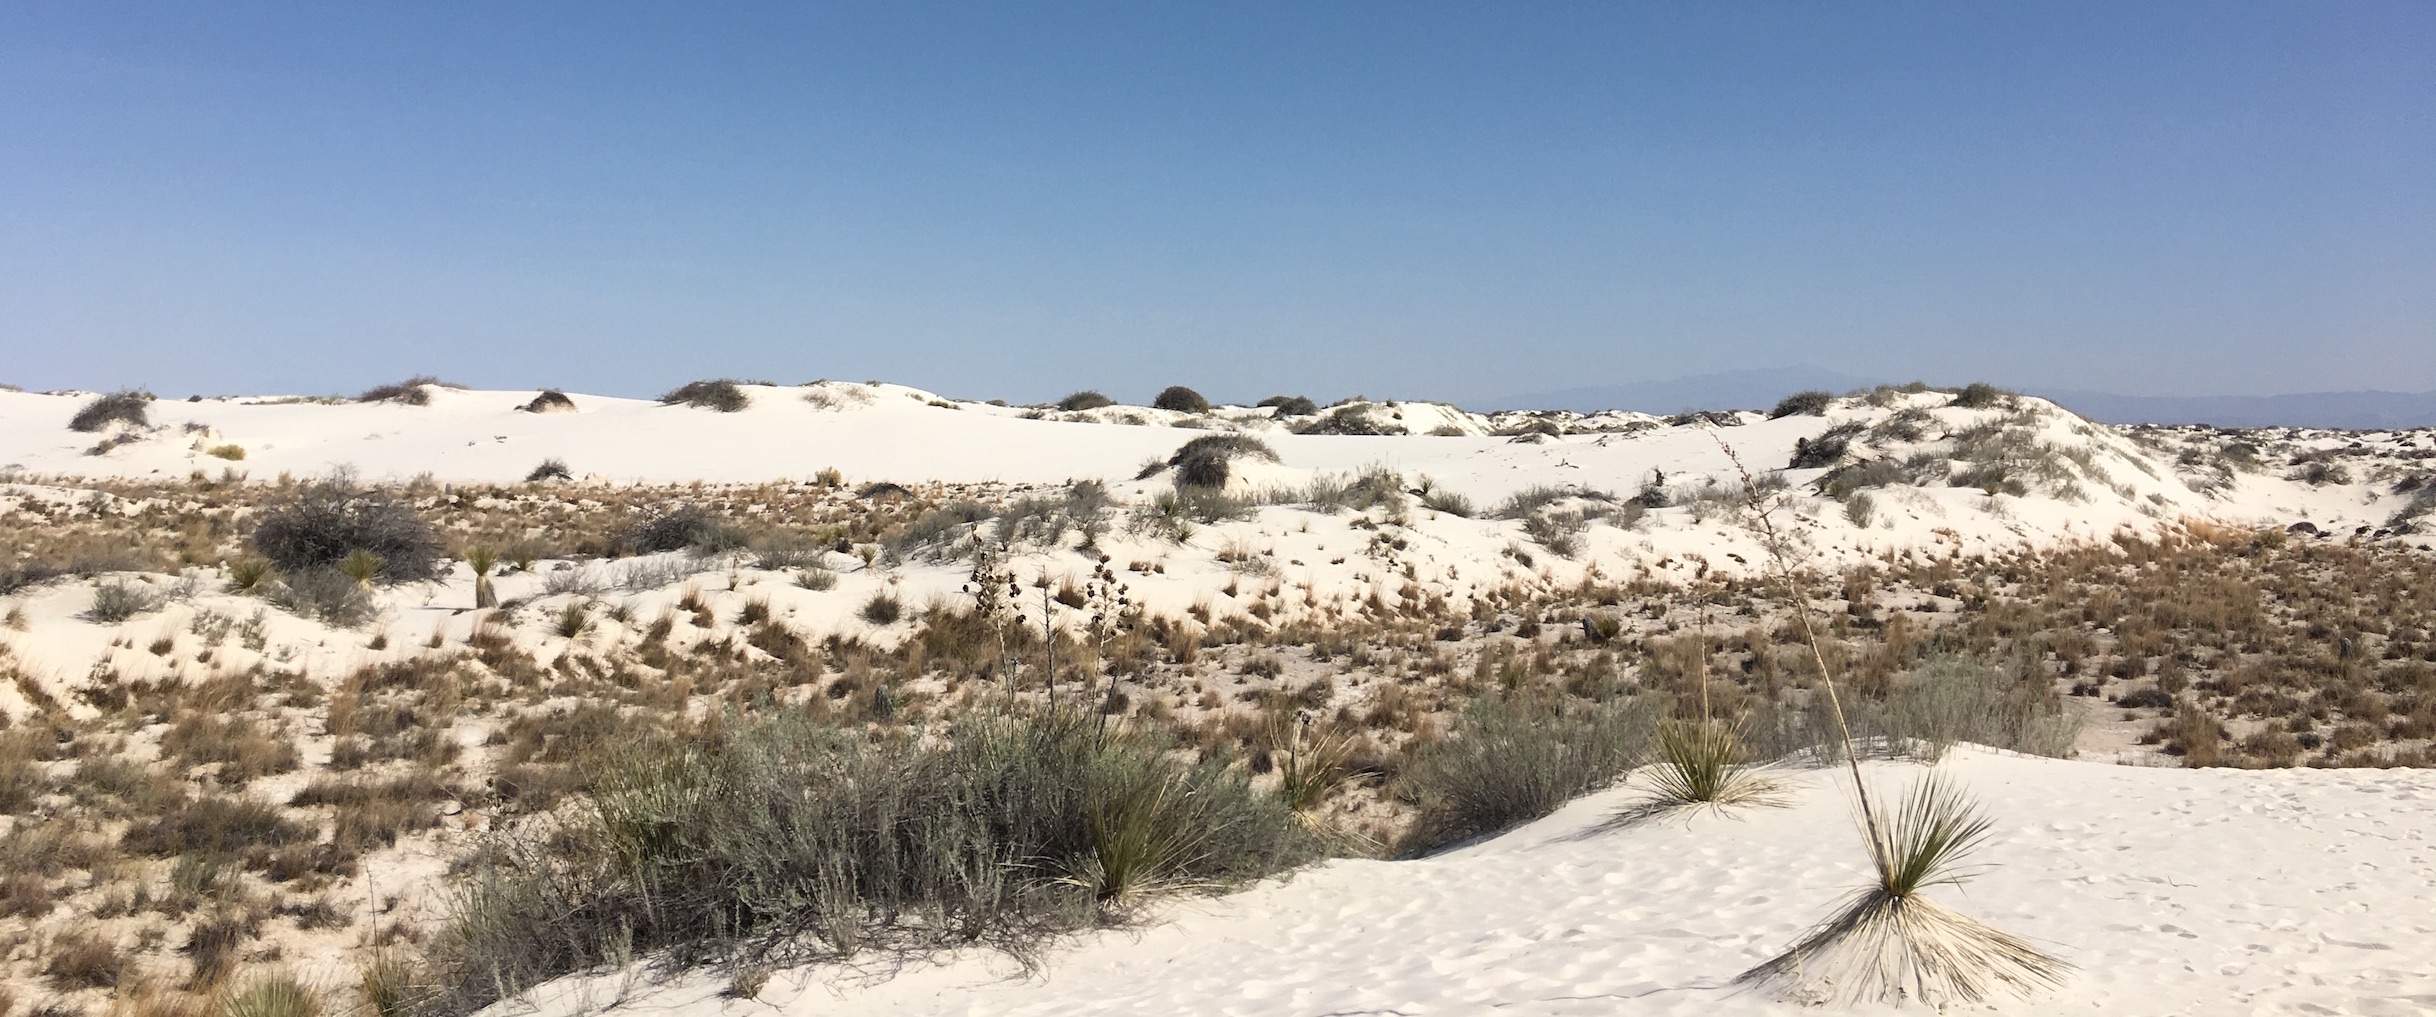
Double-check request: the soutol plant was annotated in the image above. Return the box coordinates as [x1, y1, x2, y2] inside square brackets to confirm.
[1709, 431, 2067, 1005]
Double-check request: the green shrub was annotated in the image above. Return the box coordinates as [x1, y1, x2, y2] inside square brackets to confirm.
[1257, 395, 1318, 416]
[1057, 390, 1115, 411]
[420, 710, 1310, 1016]
[250, 477, 441, 582]
[1399, 693, 1654, 854]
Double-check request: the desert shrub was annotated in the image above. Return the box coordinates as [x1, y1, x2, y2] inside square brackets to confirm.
[1947, 381, 2011, 409]
[1868, 406, 1935, 443]
[1151, 386, 1211, 414]
[1768, 390, 1833, 418]
[1818, 458, 1907, 498]
[524, 458, 572, 482]
[1292, 405, 1402, 436]
[1056, 390, 1115, 412]
[67, 389, 153, 432]
[86, 578, 161, 622]
[1399, 693, 1654, 854]
[659, 379, 750, 412]
[520, 390, 576, 413]
[621, 505, 746, 555]
[1139, 487, 1256, 536]
[357, 376, 450, 405]
[251, 478, 441, 582]
[891, 501, 992, 561]
[1873, 656, 2081, 760]
[1788, 421, 1866, 470]
[266, 568, 373, 626]
[1842, 491, 1876, 527]
[1257, 395, 1318, 416]
[1751, 656, 2081, 764]
[1520, 511, 1587, 557]
[420, 710, 1310, 1016]
[1160, 434, 1280, 489]
[207, 443, 247, 460]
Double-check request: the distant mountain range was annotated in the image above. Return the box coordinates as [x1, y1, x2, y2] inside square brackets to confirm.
[1481, 367, 2436, 430]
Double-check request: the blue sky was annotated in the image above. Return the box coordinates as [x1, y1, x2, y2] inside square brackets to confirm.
[3, 2, 2430, 404]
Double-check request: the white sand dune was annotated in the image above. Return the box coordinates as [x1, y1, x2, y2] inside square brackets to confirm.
[489, 749, 2436, 1017]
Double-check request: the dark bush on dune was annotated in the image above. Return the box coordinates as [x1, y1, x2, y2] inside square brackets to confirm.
[1788, 420, 1867, 470]
[1256, 395, 1319, 417]
[1151, 385, 1211, 414]
[1152, 434, 1280, 489]
[67, 390, 153, 432]
[1768, 390, 1833, 419]
[520, 390, 576, 413]
[622, 505, 747, 554]
[660, 379, 750, 412]
[1057, 390, 1115, 412]
[525, 458, 572, 482]
[357, 376, 452, 405]
[250, 477, 442, 583]
[1948, 381, 2013, 410]
[1292, 405, 1402, 436]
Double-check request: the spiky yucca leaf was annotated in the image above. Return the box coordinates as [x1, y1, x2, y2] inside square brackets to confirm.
[1272, 719, 1358, 815]
[1638, 717, 1785, 812]
[1739, 774, 2066, 1006]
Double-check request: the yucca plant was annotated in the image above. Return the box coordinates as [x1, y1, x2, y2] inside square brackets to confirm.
[466, 547, 498, 610]
[1271, 715, 1357, 816]
[1070, 765, 1212, 908]
[338, 549, 385, 587]
[355, 949, 422, 1017]
[1640, 715, 1784, 813]
[219, 971, 323, 1017]
[553, 601, 589, 639]
[1737, 775, 2065, 1004]
[226, 556, 275, 592]
[1707, 432, 2066, 1004]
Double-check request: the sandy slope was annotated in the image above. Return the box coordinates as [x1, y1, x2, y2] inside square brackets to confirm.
[487, 749, 2436, 1017]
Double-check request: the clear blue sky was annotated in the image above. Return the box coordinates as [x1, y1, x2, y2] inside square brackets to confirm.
[4, 2, 2430, 404]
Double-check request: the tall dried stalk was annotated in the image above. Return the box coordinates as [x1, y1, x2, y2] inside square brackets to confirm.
[1708, 428, 2065, 1004]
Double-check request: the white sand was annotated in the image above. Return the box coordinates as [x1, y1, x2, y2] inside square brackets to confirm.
[487, 749, 2436, 1017]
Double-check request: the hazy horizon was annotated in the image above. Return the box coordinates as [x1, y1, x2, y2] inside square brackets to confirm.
[5, 4, 2430, 402]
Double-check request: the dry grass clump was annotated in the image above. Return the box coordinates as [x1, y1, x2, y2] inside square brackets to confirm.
[68, 389, 154, 432]
[659, 378, 750, 412]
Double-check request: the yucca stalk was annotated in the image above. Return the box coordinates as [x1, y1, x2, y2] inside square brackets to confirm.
[1708, 431, 2065, 1003]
